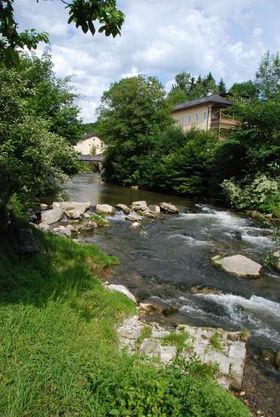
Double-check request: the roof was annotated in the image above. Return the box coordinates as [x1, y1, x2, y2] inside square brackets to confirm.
[173, 93, 232, 112]
[80, 132, 98, 140]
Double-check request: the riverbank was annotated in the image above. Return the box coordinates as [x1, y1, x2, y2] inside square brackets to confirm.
[0, 230, 252, 417]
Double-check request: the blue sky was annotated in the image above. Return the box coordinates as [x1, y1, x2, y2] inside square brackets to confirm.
[15, 0, 280, 122]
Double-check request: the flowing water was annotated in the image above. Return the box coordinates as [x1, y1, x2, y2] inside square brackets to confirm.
[65, 173, 280, 415]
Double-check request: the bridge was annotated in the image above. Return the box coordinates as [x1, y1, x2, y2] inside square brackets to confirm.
[77, 154, 104, 172]
[77, 154, 104, 162]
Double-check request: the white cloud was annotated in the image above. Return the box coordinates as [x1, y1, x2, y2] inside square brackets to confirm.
[14, 0, 280, 121]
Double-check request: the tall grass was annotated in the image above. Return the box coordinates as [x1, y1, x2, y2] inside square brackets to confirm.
[0, 230, 251, 417]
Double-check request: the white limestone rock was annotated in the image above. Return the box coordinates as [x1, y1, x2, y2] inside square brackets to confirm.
[159, 202, 179, 214]
[96, 204, 115, 215]
[41, 208, 63, 225]
[107, 284, 137, 303]
[116, 204, 131, 214]
[131, 221, 141, 229]
[126, 212, 143, 222]
[212, 254, 262, 277]
[131, 201, 148, 212]
[148, 204, 161, 215]
[52, 225, 72, 237]
[53, 201, 91, 219]
[40, 203, 49, 211]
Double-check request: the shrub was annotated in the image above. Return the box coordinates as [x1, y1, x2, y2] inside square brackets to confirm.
[222, 173, 280, 213]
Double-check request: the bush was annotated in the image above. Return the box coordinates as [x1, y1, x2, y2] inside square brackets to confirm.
[222, 173, 280, 213]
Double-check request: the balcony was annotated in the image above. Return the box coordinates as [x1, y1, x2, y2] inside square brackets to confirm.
[210, 109, 239, 130]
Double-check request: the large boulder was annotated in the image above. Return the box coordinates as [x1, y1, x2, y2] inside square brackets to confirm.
[116, 204, 130, 214]
[131, 201, 148, 212]
[212, 254, 262, 277]
[41, 208, 63, 225]
[107, 284, 137, 303]
[159, 202, 179, 214]
[96, 204, 115, 215]
[148, 204, 161, 215]
[53, 201, 90, 220]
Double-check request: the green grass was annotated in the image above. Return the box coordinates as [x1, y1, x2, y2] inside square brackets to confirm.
[162, 331, 189, 353]
[136, 324, 152, 346]
[210, 332, 223, 351]
[89, 213, 110, 227]
[0, 230, 252, 417]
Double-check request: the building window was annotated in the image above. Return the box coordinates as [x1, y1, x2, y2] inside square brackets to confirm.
[203, 111, 207, 120]
[195, 113, 199, 123]
[188, 115, 192, 124]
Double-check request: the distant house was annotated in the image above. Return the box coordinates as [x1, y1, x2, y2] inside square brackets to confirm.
[171, 93, 238, 135]
[74, 133, 106, 156]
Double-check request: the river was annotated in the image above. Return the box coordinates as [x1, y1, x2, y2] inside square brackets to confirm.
[64, 173, 280, 416]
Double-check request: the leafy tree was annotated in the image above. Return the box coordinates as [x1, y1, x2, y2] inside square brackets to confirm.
[0, 0, 124, 65]
[168, 71, 219, 105]
[218, 78, 227, 96]
[19, 50, 82, 145]
[229, 80, 258, 100]
[0, 65, 78, 214]
[97, 75, 172, 185]
[213, 97, 280, 208]
[149, 129, 218, 196]
[255, 51, 280, 99]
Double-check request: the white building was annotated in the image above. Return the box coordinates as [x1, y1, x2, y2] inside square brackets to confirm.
[74, 133, 106, 156]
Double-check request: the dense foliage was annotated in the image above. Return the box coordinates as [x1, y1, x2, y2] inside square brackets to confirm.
[0, 53, 80, 214]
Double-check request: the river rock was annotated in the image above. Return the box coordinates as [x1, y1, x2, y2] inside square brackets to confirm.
[142, 297, 178, 316]
[159, 202, 179, 214]
[139, 339, 177, 364]
[41, 208, 63, 225]
[96, 204, 115, 215]
[273, 251, 280, 270]
[53, 225, 72, 237]
[38, 223, 51, 232]
[148, 204, 161, 215]
[53, 201, 91, 219]
[126, 212, 143, 222]
[78, 221, 97, 232]
[212, 254, 262, 277]
[117, 316, 142, 351]
[107, 284, 137, 303]
[40, 203, 49, 211]
[131, 221, 141, 229]
[131, 201, 148, 212]
[116, 204, 130, 214]
[190, 286, 223, 295]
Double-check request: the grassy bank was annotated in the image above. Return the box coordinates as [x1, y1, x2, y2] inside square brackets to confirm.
[0, 231, 251, 417]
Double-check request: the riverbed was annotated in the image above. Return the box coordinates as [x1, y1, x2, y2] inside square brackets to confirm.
[64, 173, 280, 415]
